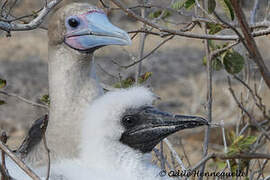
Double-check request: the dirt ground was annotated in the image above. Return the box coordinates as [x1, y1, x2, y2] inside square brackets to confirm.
[0, 0, 270, 177]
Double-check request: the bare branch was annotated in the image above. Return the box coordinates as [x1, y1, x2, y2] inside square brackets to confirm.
[227, 77, 270, 141]
[0, 141, 40, 180]
[199, 0, 212, 176]
[192, 152, 270, 171]
[0, 0, 62, 32]
[164, 139, 187, 171]
[118, 35, 174, 69]
[110, 0, 270, 40]
[0, 90, 48, 110]
[230, 0, 270, 89]
[135, 2, 147, 84]
[0, 132, 12, 180]
[210, 40, 240, 59]
[250, 0, 259, 25]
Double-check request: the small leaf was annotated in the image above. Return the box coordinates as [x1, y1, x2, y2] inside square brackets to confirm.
[138, 72, 152, 84]
[40, 94, 50, 105]
[228, 136, 257, 155]
[207, 23, 224, 34]
[114, 77, 135, 89]
[212, 58, 223, 71]
[223, 51, 245, 74]
[0, 100, 5, 105]
[217, 161, 227, 169]
[202, 56, 223, 71]
[0, 79, 7, 89]
[171, 1, 185, 10]
[231, 135, 244, 146]
[217, 0, 234, 20]
[208, 0, 216, 14]
[208, 40, 216, 50]
[184, 0, 196, 10]
[238, 136, 257, 150]
[148, 10, 171, 19]
[202, 56, 207, 65]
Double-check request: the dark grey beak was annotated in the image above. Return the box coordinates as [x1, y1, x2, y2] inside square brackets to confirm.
[120, 106, 208, 153]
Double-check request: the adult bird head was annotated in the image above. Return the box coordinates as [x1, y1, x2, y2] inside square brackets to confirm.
[48, 3, 131, 53]
[82, 87, 208, 156]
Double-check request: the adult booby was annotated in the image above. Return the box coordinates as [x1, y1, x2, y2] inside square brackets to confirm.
[24, 2, 131, 166]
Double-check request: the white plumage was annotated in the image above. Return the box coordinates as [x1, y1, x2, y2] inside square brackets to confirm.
[2, 87, 207, 179]
[47, 87, 168, 180]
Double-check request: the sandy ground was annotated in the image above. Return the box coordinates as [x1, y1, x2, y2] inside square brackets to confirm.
[0, 0, 270, 176]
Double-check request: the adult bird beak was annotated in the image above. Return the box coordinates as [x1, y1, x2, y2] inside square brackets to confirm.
[65, 11, 131, 51]
[120, 106, 208, 153]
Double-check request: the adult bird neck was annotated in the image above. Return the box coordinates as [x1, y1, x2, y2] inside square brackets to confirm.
[27, 45, 102, 166]
[48, 45, 102, 159]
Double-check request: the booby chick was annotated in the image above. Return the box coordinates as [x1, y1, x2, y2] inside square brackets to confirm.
[2, 87, 207, 180]
[70, 87, 207, 180]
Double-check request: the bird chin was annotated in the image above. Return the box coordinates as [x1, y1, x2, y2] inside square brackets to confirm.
[64, 35, 130, 53]
[64, 41, 103, 53]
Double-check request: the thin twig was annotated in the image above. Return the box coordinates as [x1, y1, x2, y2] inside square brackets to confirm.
[230, 0, 270, 89]
[119, 35, 174, 69]
[210, 40, 240, 59]
[0, 0, 62, 32]
[0, 90, 48, 110]
[191, 152, 270, 171]
[164, 139, 186, 171]
[199, 0, 212, 176]
[0, 132, 10, 180]
[221, 120, 231, 174]
[110, 0, 270, 41]
[250, 0, 259, 25]
[227, 77, 270, 141]
[0, 141, 40, 180]
[135, 1, 147, 84]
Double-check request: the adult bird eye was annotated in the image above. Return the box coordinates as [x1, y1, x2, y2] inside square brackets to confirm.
[68, 18, 80, 28]
[122, 115, 137, 128]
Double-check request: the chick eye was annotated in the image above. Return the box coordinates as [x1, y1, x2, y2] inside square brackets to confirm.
[122, 115, 137, 128]
[68, 17, 80, 28]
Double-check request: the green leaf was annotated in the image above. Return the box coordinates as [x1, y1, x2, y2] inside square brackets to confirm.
[238, 136, 257, 150]
[223, 51, 245, 74]
[184, 0, 196, 10]
[148, 10, 171, 19]
[40, 94, 50, 105]
[207, 23, 224, 34]
[171, 1, 185, 10]
[138, 72, 152, 84]
[231, 135, 244, 146]
[228, 136, 257, 155]
[217, 161, 227, 169]
[0, 100, 5, 105]
[114, 77, 135, 89]
[217, 0, 234, 20]
[208, 0, 216, 14]
[202, 56, 223, 71]
[212, 58, 223, 71]
[208, 40, 216, 50]
[0, 79, 6, 89]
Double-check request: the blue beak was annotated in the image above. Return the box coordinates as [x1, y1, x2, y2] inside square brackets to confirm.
[65, 12, 131, 51]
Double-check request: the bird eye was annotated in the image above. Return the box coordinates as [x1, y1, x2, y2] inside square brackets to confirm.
[122, 115, 137, 128]
[68, 17, 80, 28]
